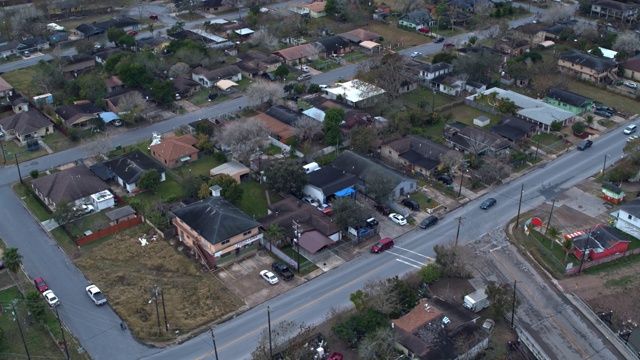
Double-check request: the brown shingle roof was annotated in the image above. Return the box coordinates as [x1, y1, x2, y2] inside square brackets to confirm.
[0, 110, 51, 136]
[273, 44, 318, 61]
[0, 76, 13, 93]
[392, 299, 443, 334]
[105, 76, 124, 88]
[30, 164, 109, 205]
[259, 197, 340, 238]
[251, 112, 297, 141]
[150, 134, 199, 163]
[339, 28, 382, 43]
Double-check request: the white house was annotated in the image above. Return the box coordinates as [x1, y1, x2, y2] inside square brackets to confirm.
[324, 80, 386, 108]
[610, 198, 640, 239]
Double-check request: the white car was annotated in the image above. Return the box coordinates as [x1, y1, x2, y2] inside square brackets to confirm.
[260, 270, 279, 285]
[301, 66, 310, 72]
[389, 213, 407, 226]
[628, 135, 638, 142]
[624, 81, 638, 89]
[302, 196, 320, 207]
[411, 52, 422, 58]
[43, 290, 60, 307]
[317, 204, 330, 211]
[73, 204, 95, 215]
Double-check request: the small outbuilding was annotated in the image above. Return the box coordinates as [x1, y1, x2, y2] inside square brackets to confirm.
[210, 160, 250, 184]
[601, 182, 625, 204]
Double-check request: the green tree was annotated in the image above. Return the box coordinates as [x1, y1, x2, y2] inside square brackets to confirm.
[264, 159, 308, 194]
[26, 291, 47, 323]
[118, 34, 136, 48]
[323, 107, 345, 147]
[325, 0, 337, 16]
[273, 65, 289, 78]
[29, 170, 39, 179]
[432, 51, 457, 64]
[434, 244, 471, 278]
[485, 282, 518, 319]
[138, 169, 162, 193]
[364, 168, 395, 204]
[104, 52, 129, 74]
[116, 62, 154, 88]
[547, 226, 561, 249]
[148, 80, 175, 106]
[550, 120, 562, 132]
[572, 121, 585, 135]
[167, 21, 186, 35]
[497, 98, 517, 114]
[2, 248, 23, 291]
[198, 182, 211, 199]
[584, 115, 595, 128]
[350, 126, 377, 153]
[332, 197, 368, 230]
[211, 174, 244, 204]
[265, 224, 286, 249]
[107, 27, 126, 44]
[563, 239, 574, 261]
[78, 73, 106, 105]
[52, 201, 76, 225]
[418, 263, 442, 284]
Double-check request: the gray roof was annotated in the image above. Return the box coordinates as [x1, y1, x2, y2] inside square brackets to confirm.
[489, 116, 535, 142]
[0, 110, 51, 136]
[103, 150, 165, 185]
[332, 150, 416, 189]
[557, 49, 618, 72]
[314, 36, 352, 53]
[30, 164, 109, 204]
[619, 197, 640, 218]
[172, 196, 260, 246]
[308, 166, 359, 195]
[193, 65, 242, 81]
[412, 61, 452, 74]
[400, 10, 434, 25]
[105, 205, 137, 221]
[265, 105, 299, 126]
[545, 88, 592, 108]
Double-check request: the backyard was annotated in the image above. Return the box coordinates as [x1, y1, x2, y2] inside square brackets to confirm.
[74, 224, 244, 342]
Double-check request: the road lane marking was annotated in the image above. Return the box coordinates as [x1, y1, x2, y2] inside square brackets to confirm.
[386, 251, 427, 266]
[491, 252, 590, 358]
[195, 264, 387, 360]
[393, 246, 432, 259]
[395, 259, 421, 269]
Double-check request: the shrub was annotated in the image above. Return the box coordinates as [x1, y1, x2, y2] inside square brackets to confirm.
[30, 170, 39, 179]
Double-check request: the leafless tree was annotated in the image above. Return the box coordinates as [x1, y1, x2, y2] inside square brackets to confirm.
[454, 328, 484, 355]
[477, 154, 511, 184]
[248, 29, 279, 51]
[295, 116, 323, 141]
[362, 278, 400, 315]
[401, 0, 425, 14]
[117, 92, 146, 114]
[439, 150, 465, 172]
[246, 80, 285, 106]
[540, 4, 574, 24]
[251, 320, 315, 360]
[349, 125, 377, 153]
[530, 59, 564, 98]
[168, 62, 191, 79]
[10, 6, 45, 38]
[175, 47, 206, 68]
[356, 54, 414, 99]
[223, 0, 246, 11]
[573, 22, 599, 42]
[215, 118, 269, 164]
[85, 134, 113, 161]
[357, 328, 399, 360]
[613, 32, 640, 53]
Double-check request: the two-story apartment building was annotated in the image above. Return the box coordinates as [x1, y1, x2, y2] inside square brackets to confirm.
[610, 197, 640, 240]
[556, 49, 618, 83]
[591, 0, 637, 23]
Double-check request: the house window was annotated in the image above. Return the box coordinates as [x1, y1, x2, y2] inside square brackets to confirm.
[388, 150, 392, 155]
[243, 230, 252, 236]
[628, 214, 633, 220]
[221, 239, 230, 245]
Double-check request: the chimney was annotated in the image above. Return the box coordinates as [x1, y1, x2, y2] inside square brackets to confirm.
[210, 185, 222, 197]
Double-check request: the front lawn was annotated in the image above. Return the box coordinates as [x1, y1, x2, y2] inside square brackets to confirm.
[238, 180, 271, 218]
[442, 105, 501, 126]
[173, 155, 223, 178]
[400, 88, 453, 111]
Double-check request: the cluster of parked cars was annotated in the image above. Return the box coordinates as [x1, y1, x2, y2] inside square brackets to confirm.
[34, 277, 60, 307]
[594, 104, 616, 118]
[260, 262, 295, 285]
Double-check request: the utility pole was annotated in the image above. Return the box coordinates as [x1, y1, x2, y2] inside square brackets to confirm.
[0, 142, 6, 163]
[13, 304, 31, 359]
[544, 198, 556, 243]
[292, 220, 301, 273]
[534, 131, 541, 160]
[55, 306, 70, 360]
[210, 327, 219, 360]
[161, 289, 168, 331]
[15, 153, 22, 184]
[267, 306, 273, 359]
[457, 171, 463, 197]
[454, 217, 463, 247]
[153, 285, 161, 336]
[579, 228, 592, 273]
[602, 155, 608, 179]
[510, 280, 517, 330]
[515, 184, 524, 229]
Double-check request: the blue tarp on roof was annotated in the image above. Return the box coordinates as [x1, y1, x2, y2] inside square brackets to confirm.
[335, 187, 355, 197]
[99, 112, 121, 124]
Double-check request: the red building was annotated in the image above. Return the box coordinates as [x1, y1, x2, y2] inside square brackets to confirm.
[564, 224, 630, 261]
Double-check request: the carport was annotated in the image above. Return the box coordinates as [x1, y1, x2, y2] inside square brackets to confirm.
[299, 230, 334, 254]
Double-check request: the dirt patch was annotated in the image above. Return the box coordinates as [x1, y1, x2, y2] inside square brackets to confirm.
[428, 277, 475, 304]
[559, 261, 640, 332]
[75, 225, 244, 342]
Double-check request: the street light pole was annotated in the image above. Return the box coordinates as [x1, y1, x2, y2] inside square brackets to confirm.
[210, 327, 219, 360]
[534, 130, 541, 160]
[431, 88, 436, 114]
[457, 171, 463, 197]
[510, 280, 517, 329]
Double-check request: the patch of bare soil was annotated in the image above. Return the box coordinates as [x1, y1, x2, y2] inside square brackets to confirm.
[428, 277, 475, 304]
[559, 261, 640, 332]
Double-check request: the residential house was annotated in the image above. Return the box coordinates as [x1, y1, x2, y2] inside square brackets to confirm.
[172, 192, 262, 266]
[10, 96, 29, 113]
[136, 35, 172, 52]
[172, 78, 201, 98]
[210, 160, 250, 184]
[449, 0, 487, 12]
[30, 164, 109, 210]
[590, 0, 637, 22]
[442, 10, 471, 25]
[303, 166, 359, 204]
[149, 134, 200, 169]
[192, 65, 242, 88]
[103, 149, 166, 193]
[542, 20, 577, 40]
[377, 4, 391, 13]
[495, 37, 530, 58]
[74, 23, 104, 38]
[104, 88, 148, 113]
[47, 0, 82, 15]
[373, 10, 389, 22]
[489, 116, 537, 142]
[0, 40, 20, 58]
[74, 17, 141, 38]
[410, 61, 452, 86]
[305, 2, 327, 18]
[250, 112, 297, 144]
[557, 49, 619, 83]
[234, 28, 254, 41]
[338, 29, 382, 45]
[273, 43, 319, 66]
[105, 76, 125, 94]
[201, 0, 232, 12]
[434, 76, 465, 96]
[324, 80, 386, 108]
[393, 298, 487, 359]
[265, 105, 300, 126]
[514, 23, 547, 46]
[313, 36, 353, 58]
[601, 182, 625, 204]
[381, 135, 449, 177]
[622, 56, 640, 82]
[17, 37, 50, 52]
[610, 197, 640, 239]
[236, 50, 282, 78]
[94, 48, 124, 65]
[0, 76, 14, 98]
[399, 10, 436, 30]
[289, 3, 311, 16]
[444, 122, 512, 155]
[61, 54, 96, 79]
[0, 110, 53, 145]
[544, 88, 594, 115]
[302, 107, 325, 122]
[55, 102, 103, 127]
[564, 224, 630, 261]
[465, 80, 487, 94]
[169, 29, 232, 48]
[332, 150, 418, 199]
[259, 197, 342, 254]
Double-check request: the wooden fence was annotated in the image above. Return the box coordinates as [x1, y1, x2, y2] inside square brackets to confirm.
[75, 214, 143, 246]
[565, 247, 640, 276]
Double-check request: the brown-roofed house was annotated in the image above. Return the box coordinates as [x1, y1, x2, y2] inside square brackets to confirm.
[55, 102, 103, 127]
[172, 77, 201, 98]
[61, 54, 96, 79]
[105, 76, 125, 94]
[104, 88, 148, 113]
[250, 112, 297, 144]
[393, 299, 443, 334]
[338, 29, 382, 44]
[623, 57, 640, 82]
[0, 76, 14, 98]
[210, 160, 250, 184]
[273, 43, 319, 65]
[0, 110, 53, 144]
[149, 134, 199, 168]
[236, 50, 282, 78]
[304, 2, 326, 17]
[31, 164, 110, 210]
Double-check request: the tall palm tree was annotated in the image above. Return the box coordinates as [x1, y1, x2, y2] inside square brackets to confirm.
[2, 247, 23, 293]
[562, 239, 573, 262]
[547, 226, 561, 250]
[265, 224, 285, 250]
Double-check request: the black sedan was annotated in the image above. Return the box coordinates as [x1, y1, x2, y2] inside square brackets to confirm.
[480, 198, 497, 210]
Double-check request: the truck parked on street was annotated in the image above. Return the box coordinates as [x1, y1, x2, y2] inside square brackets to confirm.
[463, 288, 489, 312]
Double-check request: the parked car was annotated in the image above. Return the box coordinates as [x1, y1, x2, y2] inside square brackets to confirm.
[624, 81, 638, 89]
[301, 66, 310, 73]
[358, 227, 373, 238]
[419, 215, 438, 229]
[34, 277, 48, 292]
[322, 207, 333, 217]
[366, 217, 379, 228]
[302, 196, 320, 207]
[262, 72, 277, 82]
[480, 198, 497, 210]
[297, 73, 312, 81]
[401, 198, 420, 211]
[370, 237, 394, 253]
[112, 119, 123, 127]
[271, 262, 294, 281]
[418, 27, 430, 33]
[127, 30, 138, 36]
[374, 203, 391, 215]
[86, 284, 107, 305]
[23, 50, 30, 57]
[389, 213, 407, 226]
[437, 174, 454, 185]
[43, 290, 60, 307]
[149, 14, 159, 20]
[317, 204, 330, 211]
[623, 124, 637, 135]
[73, 204, 94, 215]
[290, 189, 304, 200]
[594, 110, 612, 118]
[411, 51, 422, 58]
[328, 353, 344, 360]
[595, 104, 615, 114]
[260, 270, 279, 285]
[577, 139, 593, 151]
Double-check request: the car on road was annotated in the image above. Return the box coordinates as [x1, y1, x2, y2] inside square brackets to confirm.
[374, 203, 391, 215]
[437, 174, 454, 185]
[411, 51, 422, 58]
[271, 262, 294, 281]
[149, 14, 159, 20]
[434, 36, 445, 43]
[297, 73, 312, 81]
[623, 124, 637, 135]
[34, 277, 48, 292]
[624, 81, 638, 89]
[86, 284, 107, 305]
[419, 215, 438, 229]
[370, 237, 394, 253]
[480, 198, 497, 210]
[260, 270, 279, 285]
[43, 290, 60, 307]
[127, 30, 138, 36]
[389, 213, 407, 226]
[401, 198, 420, 210]
[577, 139, 593, 151]
[418, 27, 430, 33]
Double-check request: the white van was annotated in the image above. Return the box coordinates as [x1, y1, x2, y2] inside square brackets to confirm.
[303, 162, 320, 174]
[624, 124, 637, 135]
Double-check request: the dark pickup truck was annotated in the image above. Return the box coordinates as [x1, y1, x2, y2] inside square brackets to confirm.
[272, 262, 294, 281]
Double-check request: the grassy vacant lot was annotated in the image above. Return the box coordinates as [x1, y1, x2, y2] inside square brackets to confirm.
[75, 225, 244, 342]
[566, 81, 639, 115]
[238, 180, 283, 218]
[1, 68, 37, 95]
[442, 104, 501, 126]
[511, 226, 570, 279]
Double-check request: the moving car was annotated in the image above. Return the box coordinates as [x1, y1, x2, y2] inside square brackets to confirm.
[419, 215, 438, 229]
[480, 198, 497, 210]
[624, 124, 637, 135]
[577, 139, 593, 151]
[43, 290, 60, 307]
[271, 262, 294, 281]
[411, 51, 422, 58]
[86, 284, 107, 305]
[389, 213, 407, 226]
[297, 73, 312, 81]
[260, 270, 279, 285]
[371, 237, 394, 253]
[34, 277, 48, 292]
[434, 36, 445, 43]
[401, 198, 420, 210]
[374, 203, 391, 215]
